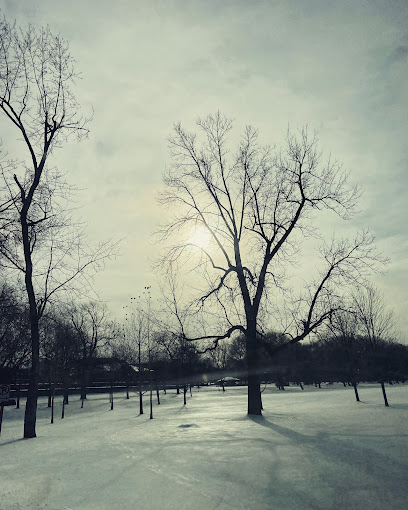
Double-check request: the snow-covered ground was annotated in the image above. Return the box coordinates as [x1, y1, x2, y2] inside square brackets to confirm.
[1, 383, 407, 510]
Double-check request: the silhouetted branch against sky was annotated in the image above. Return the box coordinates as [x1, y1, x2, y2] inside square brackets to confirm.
[160, 112, 385, 337]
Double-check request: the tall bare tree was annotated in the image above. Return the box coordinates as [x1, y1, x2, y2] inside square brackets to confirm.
[158, 112, 384, 415]
[122, 296, 149, 415]
[0, 17, 112, 437]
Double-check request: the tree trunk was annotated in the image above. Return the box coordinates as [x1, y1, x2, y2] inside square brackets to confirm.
[23, 288, 40, 438]
[80, 364, 90, 401]
[22, 201, 41, 438]
[48, 385, 52, 407]
[0, 406, 4, 436]
[149, 362, 153, 419]
[352, 381, 360, 402]
[16, 381, 21, 408]
[51, 386, 55, 423]
[246, 331, 262, 415]
[380, 381, 389, 407]
[138, 345, 143, 414]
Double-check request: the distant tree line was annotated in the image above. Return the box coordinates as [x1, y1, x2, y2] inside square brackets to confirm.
[217, 332, 408, 390]
[3, 278, 406, 412]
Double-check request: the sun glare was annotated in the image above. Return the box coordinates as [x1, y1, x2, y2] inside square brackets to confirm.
[188, 226, 212, 250]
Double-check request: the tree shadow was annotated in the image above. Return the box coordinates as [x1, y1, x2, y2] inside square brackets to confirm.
[386, 403, 408, 410]
[0, 437, 26, 446]
[248, 415, 408, 482]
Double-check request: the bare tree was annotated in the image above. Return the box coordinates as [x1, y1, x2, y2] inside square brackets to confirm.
[158, 112, 384, 415]
[153, 329, 198, 403]
[322, 311, 362, 401]
[118, 296, 148, 414]
[0, 17, 114, 437]
[352, 284, 395, 406]
[68, 301, 114, 401]
[41, 310, 81, 408]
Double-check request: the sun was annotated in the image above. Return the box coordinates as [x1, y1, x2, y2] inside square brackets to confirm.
[188, 225, 212, 250]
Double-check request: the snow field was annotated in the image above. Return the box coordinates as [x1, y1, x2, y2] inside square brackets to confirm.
[0, 383, 407, 510]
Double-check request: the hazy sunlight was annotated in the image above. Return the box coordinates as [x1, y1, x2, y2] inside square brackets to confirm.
[188, 225, 212, 250]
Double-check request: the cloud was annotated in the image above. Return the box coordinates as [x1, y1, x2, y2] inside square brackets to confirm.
[391, 44, 408, 61]
[1, 0, 407, 337]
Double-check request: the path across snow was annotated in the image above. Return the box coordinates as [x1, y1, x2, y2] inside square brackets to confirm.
[1, 383, 407, 509]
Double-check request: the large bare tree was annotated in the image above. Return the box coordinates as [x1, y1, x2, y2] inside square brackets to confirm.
[158, 112, 384, 415]
[0, 17, 111, 437]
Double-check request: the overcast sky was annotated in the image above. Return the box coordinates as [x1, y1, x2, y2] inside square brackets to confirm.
[2, 0, 407, 336]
